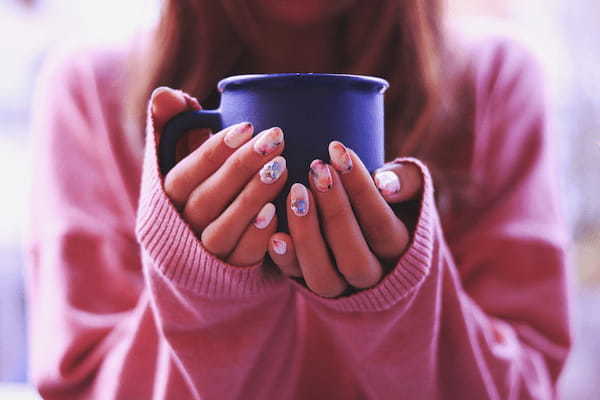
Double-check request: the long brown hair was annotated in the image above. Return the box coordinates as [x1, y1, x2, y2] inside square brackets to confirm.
[126, 0, 475, 218]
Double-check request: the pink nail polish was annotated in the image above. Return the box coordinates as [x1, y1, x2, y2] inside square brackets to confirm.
[259, 156, 286, 184]
[374, 170, 401, 196]
[253, 127, 284, 156]
[272, 238, 287, 255]
[290, 183, 309, 217]
[328, 141, 353, 174]
[224, 122, 253, 149]
[309, 160, 333, 192]
[253, 203, 276, 229]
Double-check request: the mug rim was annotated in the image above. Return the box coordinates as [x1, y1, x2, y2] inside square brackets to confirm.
[217, 73, 389, 94]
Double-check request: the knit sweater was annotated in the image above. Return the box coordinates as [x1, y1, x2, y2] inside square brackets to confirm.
[24, 33, 571, 399]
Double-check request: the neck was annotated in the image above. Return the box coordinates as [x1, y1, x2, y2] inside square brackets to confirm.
[247, 20, 342, 73]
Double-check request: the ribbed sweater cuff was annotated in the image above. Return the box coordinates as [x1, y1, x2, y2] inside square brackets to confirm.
[135, 106, 282, 298]
[289, 157, 437, 312]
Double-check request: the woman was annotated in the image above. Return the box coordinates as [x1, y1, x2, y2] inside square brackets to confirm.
[25, 0, 571, 398]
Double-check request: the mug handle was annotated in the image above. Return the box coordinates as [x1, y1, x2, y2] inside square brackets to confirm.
[158, 109, 223, 176]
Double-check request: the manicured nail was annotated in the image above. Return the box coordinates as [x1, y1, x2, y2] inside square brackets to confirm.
[309, 159, 333, 192]
[329, 141, 353, 174]
[224, 122, 253, 149]
[272, 238, 287, 255]
[254, 127, 284, 156]
[259, 156, 286, 184]
[253, 203, 276, 229]
[290, 183, 309, 217]
[374, 170, 401, 196]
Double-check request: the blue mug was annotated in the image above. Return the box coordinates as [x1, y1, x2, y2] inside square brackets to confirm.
[159, 73, 389, 232]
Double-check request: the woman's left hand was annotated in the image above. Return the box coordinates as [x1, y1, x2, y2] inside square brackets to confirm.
[268, 141, 424, 298]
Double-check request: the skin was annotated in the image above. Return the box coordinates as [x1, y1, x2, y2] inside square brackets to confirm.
[247, 0, 357, 26]
[243, 1, 355, 73]
[152, 87, 424, 298]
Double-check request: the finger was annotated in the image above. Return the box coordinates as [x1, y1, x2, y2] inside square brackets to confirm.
[185, 127, 211, 152]
[164, 121, 254, 209]
[150, 86, 200, 133]
[150, 87, 207, 165]
[308, 160, 382, 288]
[199, 157, 287, 255]
[175, 127, 211, 164]
[184, 127, 285, 231]
[373, 161, 424, 203]
[287, 183, 348, 298]
[268, 233, 302, 278]
[329, 141, 409, 261]
[225, 203, 278, 266]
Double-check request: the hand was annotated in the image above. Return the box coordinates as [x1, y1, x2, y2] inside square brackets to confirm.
[151, 87, 288, 266]
[267, 141, 424, 298]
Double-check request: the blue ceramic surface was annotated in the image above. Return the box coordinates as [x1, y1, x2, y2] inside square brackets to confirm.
[159, 73, 389, 233]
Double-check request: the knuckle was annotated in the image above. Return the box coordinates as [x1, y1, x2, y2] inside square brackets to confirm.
[376, 237, 408, 260]
[278, 263, 302, 278]
[349, 182, 371, 203]
[232, 256, 265, 267]
[183, 196, 212, 232]
[289, 228, 312, 245]
[321, 204, 354, 224]
[202, 145, 222, 171]
[341, 261, 382, 289]
[228, 155, 257, 178]
[308, 279, 347, 298]
[371, 225, 409, 260]
[164, 171, 187, 205]
[345, 271, 379, 289]
[367, 218, 398, 243]
[236, 188, 261, 212]
[200, 226, 229, 258]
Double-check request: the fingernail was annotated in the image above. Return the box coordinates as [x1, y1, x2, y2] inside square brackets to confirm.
[272, 238, 287, 255]
[329, 141, 353, 174]
[224, 122, 253, 149]
[309, 159, 333, 192]
[374, 170, 401, 196]
[254, 127, 284, 156]
[259, 156, 286, 184]
[290, 183, 309, 217]
[253, 203, 276, 229]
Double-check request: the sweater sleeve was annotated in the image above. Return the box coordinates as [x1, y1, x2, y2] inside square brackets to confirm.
[24, 45, 295, 399]
[283, 38, 571, 399]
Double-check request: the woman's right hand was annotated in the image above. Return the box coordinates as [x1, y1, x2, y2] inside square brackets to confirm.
[151, 87, 288, 266]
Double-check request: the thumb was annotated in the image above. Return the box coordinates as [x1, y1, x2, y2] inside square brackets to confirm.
[150, 86, 201, 133]
[372, 161, 424, 203]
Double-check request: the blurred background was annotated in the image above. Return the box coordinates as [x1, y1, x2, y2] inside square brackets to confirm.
[0, 0, 598, 398]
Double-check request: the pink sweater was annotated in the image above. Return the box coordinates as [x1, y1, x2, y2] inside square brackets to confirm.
[25, 34, 571, 399]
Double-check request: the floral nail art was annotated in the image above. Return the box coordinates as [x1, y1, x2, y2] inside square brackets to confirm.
[272, 238, 287, 255]
[253, 203, 276, 229]
[290, 183, 309, 217]
[224, 122, 253, 149]
[259, 156, 286, 184]
[254, 127, 284, 156]
[309, 159, 333, 192]
[328, 141, 353, 174]
[374, 170, 401, 196]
